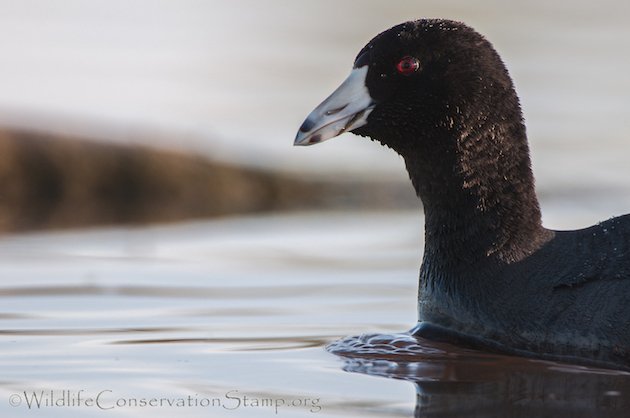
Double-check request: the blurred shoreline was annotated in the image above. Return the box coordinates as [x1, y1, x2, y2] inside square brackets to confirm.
[0, 128, 417, 233]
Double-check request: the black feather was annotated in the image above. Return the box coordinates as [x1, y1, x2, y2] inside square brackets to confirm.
[348, 19, 630, 370]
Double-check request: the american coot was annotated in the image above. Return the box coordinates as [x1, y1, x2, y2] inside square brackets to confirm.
[295, 19, 630, 370]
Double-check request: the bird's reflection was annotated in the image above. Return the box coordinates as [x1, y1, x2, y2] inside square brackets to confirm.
[329, 332, 630, 418]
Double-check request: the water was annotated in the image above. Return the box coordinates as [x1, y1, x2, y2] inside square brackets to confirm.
[0, 212, 419, 417]
[1, 208, 630, 417]
[1, 1, 630, 417]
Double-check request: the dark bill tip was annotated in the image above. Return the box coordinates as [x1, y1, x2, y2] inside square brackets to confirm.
[299, 119, 315, 133]
[293, 66, 373, 147]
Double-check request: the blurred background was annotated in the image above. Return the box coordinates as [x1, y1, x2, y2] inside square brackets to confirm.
[1, 0, 630, 232]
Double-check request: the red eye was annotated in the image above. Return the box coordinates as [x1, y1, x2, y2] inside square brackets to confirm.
[396, 56, 420, 75]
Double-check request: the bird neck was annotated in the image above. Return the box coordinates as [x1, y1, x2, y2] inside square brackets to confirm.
[402, 114, 552, 267]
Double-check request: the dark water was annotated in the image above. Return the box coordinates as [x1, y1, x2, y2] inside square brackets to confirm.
[330, 333, 630, 418]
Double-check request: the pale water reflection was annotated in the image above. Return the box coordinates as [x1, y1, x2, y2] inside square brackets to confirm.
[1, 209, 629, 417]
[0, 212, 419, 417]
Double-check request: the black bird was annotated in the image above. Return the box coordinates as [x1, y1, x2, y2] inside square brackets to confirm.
[295, 19, 630, 370]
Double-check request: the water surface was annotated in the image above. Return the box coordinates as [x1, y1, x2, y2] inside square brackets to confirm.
[0, 2, 630, 416]
[1, 209, 629, 417]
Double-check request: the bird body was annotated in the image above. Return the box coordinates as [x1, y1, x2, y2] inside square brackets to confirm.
[295, 19, 630, 370]
[417, 215, 630, 369]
